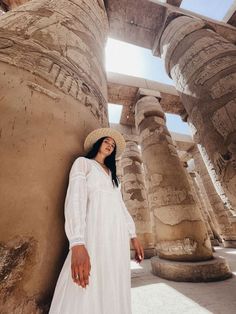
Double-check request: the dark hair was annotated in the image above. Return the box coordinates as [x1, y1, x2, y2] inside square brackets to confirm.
[84, 136, 120, 188]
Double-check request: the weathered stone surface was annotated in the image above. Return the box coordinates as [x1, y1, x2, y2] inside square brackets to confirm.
[223, 240, 236, 248]
[189, 145, 236, 246]
[197, 145, 236, 214]
[0, 236, 57, 313]
[131, 247, 156, 260]
[0, 1, 108, 123]
[0, 0, 108, 311]
[151, 255, 232, 282]
[158, 14, 236, 209]
[120, 136, 155, 251]
[135, 96, 212, 262]
[193, 173, 223, 241]
[160, 16, 206, 76]
[187, 171, 214, 241]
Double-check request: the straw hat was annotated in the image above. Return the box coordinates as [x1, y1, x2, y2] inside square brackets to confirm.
[84, 127, 126, 157]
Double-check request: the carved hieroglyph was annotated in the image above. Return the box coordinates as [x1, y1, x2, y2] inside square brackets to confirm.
[0, 0, 108, 312]
[120, 140, 154, 249]
[158, 15, 236, 208]
[186, 170, 214, 241]
[135, 96, 212, 262]
[190, 145, 236, 244]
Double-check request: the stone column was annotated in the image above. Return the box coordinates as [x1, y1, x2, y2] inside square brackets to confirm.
[157, 15, 236, 208]
[135, 96, 231, 282]
[186, 170, 215, 244]
[193, 172, 223, 244]
[197, 141, 235, 214]
[190, 145, 236, 247]
[189, 171, 222, 246]
[120, 140, 155, 258]
[0, 0, 108, 312]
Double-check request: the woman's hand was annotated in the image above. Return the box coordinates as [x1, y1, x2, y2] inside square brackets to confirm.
[131, 237, 144, 263]
[71, 245, 91, 288]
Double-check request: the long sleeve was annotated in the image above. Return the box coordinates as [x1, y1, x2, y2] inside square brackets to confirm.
[118, 185, 137, 239]
[64, 157, 88, 249]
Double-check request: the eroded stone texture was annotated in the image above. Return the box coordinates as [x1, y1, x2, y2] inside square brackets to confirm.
[192, 171, 222, 243]
[135, 96, 212, 262]
[0, 237, 47, 313]
[0, 0, 108, 311]
[151, 255, 232, 282]
[197, 144, 235, 214]
[190, 145, 236, 247]
[186, 171, 215, 243]
[158, 15, 236, 209]
[120, 140, 154, 253]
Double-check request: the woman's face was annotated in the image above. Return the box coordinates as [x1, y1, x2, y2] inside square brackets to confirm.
[99, 137, 116, 156]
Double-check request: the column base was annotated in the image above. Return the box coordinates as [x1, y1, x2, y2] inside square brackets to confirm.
[211, 239, 220, 246]
[151, 256, 232, 282]
[144, 248, 156, 258]
[131, 248, 156, 259]
[223, 240, 236, 248]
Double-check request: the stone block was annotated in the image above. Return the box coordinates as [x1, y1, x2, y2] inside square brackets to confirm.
[151, 256, 232, 282]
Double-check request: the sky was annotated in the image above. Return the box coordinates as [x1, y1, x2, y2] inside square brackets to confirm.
[106, 0, 234, 135]
[180, 0, 235, 21]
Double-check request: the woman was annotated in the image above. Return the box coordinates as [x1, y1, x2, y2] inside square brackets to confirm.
[49, 127, 144, 314]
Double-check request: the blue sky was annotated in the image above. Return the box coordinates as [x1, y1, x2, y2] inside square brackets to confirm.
[106, 0, 234, 134]
[106, 40, 192, 135]
[181, 0, 235, 21]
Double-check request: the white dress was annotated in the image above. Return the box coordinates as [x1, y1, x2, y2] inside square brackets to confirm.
[49, 157, 137, 314]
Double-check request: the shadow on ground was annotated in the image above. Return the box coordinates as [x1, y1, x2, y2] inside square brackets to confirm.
[131, 247, 236, 314]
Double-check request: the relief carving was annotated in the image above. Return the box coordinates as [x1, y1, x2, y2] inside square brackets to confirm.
[153, 187, 189, 206]
[156, 238, 198, 256]
[190, 107, 204, 138]
[0, 0, 108, 124]
[160, 16, 205, 74]
[172, 40, 235, 90]
[210, 73, 236, 99]
[168, 143, 178, 157]
[211, 101, 236, 140]
[0, 37, 14, 49]
[154, 204, 202, 225]
[177, 38, 226, 77]
[195, 56, 236, 86]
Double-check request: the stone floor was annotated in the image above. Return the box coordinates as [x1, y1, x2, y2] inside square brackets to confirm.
[131, 247, 236, 314]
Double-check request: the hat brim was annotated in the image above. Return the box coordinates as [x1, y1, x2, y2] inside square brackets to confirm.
[84, 128, 126, 157]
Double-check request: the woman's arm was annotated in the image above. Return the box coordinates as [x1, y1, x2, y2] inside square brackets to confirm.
[64, 157, 91, 288]
[64, 157, 88, 249]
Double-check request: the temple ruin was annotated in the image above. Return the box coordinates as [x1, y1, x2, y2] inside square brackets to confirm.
[0, 0, 236, 312]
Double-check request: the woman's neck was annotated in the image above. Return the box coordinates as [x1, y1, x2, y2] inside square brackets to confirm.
[94, 154, 105, 165]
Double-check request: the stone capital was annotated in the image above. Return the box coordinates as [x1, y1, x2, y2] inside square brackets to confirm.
[151, 2, 236, 58]
[135, 95, 166, 129]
